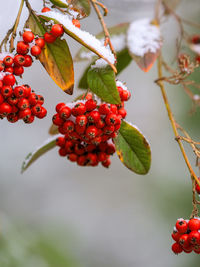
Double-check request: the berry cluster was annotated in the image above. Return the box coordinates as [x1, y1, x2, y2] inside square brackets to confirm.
[171, 217, 200, 254]
[53, 83, 131, 167]
[0, 82, 46, 123]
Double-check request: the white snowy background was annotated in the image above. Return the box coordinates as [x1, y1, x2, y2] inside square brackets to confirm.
[0, 0, 200, 266]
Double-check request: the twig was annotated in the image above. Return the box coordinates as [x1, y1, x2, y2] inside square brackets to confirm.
[90, 0, 117, 61]
[191, 177, 199, 218]
[156, 54, 200, 187]
[9, 0, 25, 52]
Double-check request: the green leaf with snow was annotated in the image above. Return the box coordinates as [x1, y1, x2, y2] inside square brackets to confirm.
[21, 136, 58, 173]
[75, 22, 129, 62]
[40, 12, 115, 70]
[114, 121, 151, 174]
[67, 0, 91, 18]
[87, 65, 120, 104]
[49, 0, 68, 8]
[79, 48, 132, 89]
[127, 18, 162, 72]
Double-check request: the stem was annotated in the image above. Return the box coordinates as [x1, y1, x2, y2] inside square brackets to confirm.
[90, 0, 117, 63]
[156, 54, 200, 187]
[9, 0, 25, 52]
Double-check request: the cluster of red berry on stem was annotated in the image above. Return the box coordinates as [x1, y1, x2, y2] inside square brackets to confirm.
[171, 217, 200, 254]
[53, 84, 131, 167]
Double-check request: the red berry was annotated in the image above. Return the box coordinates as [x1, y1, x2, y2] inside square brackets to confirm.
[37, 95, 44, 105]
[77, 155, 87, 166]
[56, 137, 65, 147]
[19, 108, 32, 119]
[55, 103, 66, 113]
[4, 67, 13, 73]
[13, 66, 24, 76]
[85, 99, 97, 111]
[72, 19, 81, 28]
[74, 143, 85, 155]
[0, 102, 12, 115]
[63, 120, 75, 133]
[171, 243, 183, 254]
[59, 106, 71, 120]
[179, 234, 189, 247]
[87, 110, 100, 123]
[32, 104, 42, 116]
[23, 31, 35, 43]
[110, 104, 118, 114]
[91, 136, 102, 145]
[37, 107, 47, 119]
[17, 41, 29, 55]
[68, 153, 78, 162]
[18, 98, 30, 110]
[95, 118, 105, 129]
[31, 45, 42, 56]
[105, 113, 118, 126]
[14, 55, 25, 66]
[76, 115, 87, 127]
[188, 230, 200, 245]
[0, 60, 5, 71]
[86, 125, 98, 139]
[98, 152, 108, 162]
[28, 93, 38, 106]
[23, 55, 33, 67]
[118, 108, 127, 118]
[59, 147, 67, 157]
[3, 74, 15, 86]
[191, 35, 200, 44]
[7, 114, 19, 123]
[35, 38, 45, 49]
[52, 113, 64, 126]
[0, 94, 4, 104]
[99, 103, 110, 115]
[176, 219, 188, 233]
[72, 103, 86, 116]
[22, 84, 31, 97]
[50, 24, 64, 37]
[171, 230, 182, 242]
[24, 115, 35, 124]
[44, 32, 57, 43]
[87, 153, 98, 166]
[106, 143, 116, 155]
[3, 56, 14, 67]
[121, 90, 131, 101]
[102, 158, 111, 168]
[1, 86, 13, 98]
[7, 94, 18, 106]
[103, 125, 115, 135]
[188, 218, 200, 231]
[86, 144, 96, 152]
[64, 140, 74, 153]
[3, 56, 13, 67]
[41, 7, 51, 12]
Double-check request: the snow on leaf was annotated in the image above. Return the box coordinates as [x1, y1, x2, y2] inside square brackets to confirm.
[127, 18, 162, 72]
[40, 11, 115, 68]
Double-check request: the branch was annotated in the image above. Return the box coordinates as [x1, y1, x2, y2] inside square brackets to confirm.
[9, 0, 25, 52]
[156, 54, 200, 187]
[90, 0, 117, 66]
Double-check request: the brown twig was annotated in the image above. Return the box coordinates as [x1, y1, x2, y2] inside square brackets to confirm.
[9, 0, 25, 52]
[156, 54, 200, 187]
[90, 0, 117, 62]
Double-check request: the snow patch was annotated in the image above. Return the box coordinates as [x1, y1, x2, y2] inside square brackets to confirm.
[127, 18, 162, 57]
[116, 80, 128, 91]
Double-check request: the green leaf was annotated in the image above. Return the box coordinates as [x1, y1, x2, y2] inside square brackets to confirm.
[67, 0, 91, 18]
[79, 48, 132, 89]
[26, 13, 74, 94]
[40, 13, 115, 69]
[21, 136, 58, 173]
[87, 65, 120, 104]
[49, 0, 68, 8]
[114, 121, 151, 174]
[75, 23, 130, 62]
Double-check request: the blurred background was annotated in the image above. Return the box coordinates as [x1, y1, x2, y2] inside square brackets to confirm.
[0, 0, 200, 266]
